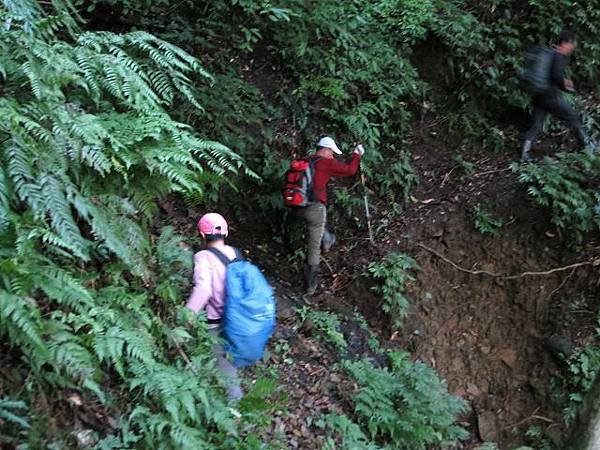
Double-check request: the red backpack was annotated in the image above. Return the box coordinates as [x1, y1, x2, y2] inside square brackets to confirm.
[282, 157, 322, 207]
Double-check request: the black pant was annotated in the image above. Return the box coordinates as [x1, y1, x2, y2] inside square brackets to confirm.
[524, 89, 586, 145]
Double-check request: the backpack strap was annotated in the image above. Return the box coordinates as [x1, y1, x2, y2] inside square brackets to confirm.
[233, 247, 243, 261]
[206, 247, 243, 267]
[308, 156, 323, 169]
[307, 156, 323, 202]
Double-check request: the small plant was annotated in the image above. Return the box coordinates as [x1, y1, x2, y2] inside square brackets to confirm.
[334, 188, 364, 220]
[154, 226, 193, 305]
[239, 376, 280, 417]
[524, 426, 554, 450]
[550, 314, 600, 428]
[297, 307, 347, 350]
[353, 312, 382, 354]
[561, 345, 600, 424]
[376, 150, 419, 204]
[273, 340, 294, 365]
[286, 247, 307, 268]
[453, 154, 476, 178]
[367, 252, 419, 329]
[513, 152, 600, 243]
[338, 351, 468, 449]
[318, 350, 468, 449]
[320, 414, 382, 450]
[473, 206, 504, 236]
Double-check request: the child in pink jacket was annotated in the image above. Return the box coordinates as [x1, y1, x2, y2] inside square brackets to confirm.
[186, 213, 242, 402]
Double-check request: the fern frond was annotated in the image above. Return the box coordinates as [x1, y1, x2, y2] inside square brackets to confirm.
[48, 326, 96, 380]
[0, 166, 12, 232]
[32, 266, 94, 312]
[72, 193, 150, 278]
[0, 397, 30, 429]
[0, 290, 48, 359]
[39, 174, 90, 259]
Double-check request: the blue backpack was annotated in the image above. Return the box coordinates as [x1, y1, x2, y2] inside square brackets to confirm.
[207, 247, 276, 367]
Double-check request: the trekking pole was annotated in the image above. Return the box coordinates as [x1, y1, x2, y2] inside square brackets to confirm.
[360, 171, 375, 246]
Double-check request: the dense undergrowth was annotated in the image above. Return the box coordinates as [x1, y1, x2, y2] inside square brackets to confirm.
[104, 0, 600, 237]
[0, 1, 258, 447]
[2, 0, 600, 448]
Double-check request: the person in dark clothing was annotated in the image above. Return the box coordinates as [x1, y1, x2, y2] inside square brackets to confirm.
[295, 136, 364, 295]
[521, 30, 597, 162]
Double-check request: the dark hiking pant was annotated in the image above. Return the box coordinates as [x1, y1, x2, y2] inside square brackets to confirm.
[524, 90, 587, 145]
[295, 203, 327, 266]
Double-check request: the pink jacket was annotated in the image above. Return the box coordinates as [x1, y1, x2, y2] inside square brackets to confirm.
[186, 245, 237, 320]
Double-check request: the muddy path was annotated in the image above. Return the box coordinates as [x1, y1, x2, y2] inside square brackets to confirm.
[163, 127, 599, 448]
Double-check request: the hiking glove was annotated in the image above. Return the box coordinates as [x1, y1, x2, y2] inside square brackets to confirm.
[354, 144, 365, 156]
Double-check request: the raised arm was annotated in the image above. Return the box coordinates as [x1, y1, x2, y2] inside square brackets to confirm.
[323, 153, 361, 177]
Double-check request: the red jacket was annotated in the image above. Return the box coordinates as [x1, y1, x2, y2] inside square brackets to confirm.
[309, 154, 361, 205]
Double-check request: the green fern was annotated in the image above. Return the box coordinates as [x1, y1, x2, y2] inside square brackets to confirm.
[0, 290, 48, 360]
[320, 414, 382, 450]
[0, 2, 261, 447]
[0, 397, 30, 430]
[513, 152, 600, 243]
[367, 252, 419, 329]
[342, 351, 468, 449]
[297, 306, 347, 350]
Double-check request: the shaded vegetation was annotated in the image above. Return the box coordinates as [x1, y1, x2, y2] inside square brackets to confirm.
[1, 0, 600, 448]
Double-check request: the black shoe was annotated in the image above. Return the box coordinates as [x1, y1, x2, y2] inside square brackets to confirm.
[322, 232, 336, 253]
[574, 127, 598, 154]
[520, 140, 533, 162]
[584, 140, 599, 155]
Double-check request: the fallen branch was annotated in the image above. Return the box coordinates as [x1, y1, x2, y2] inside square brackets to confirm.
[504, 407, 553, 429]
[505, 407, 540, 429]
[532, 414, 555, 424]
[546, 267, 577, 302]
[440, 167, 456, 187]
[176, 344, 198, 376]
[157, 316, 199, 375]
[321, 257, 334, 275]
[473, 167, 512, 178]
[332, 276, 357, 294]
[417, 243, 597, 279]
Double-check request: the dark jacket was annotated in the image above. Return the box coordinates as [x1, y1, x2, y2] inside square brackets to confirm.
[549, 50, 567, 90]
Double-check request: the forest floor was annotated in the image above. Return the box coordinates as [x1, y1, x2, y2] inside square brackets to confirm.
[164, 121, 600, 449]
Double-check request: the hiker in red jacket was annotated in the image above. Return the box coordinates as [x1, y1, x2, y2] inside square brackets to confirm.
[296, 136, 364, 295]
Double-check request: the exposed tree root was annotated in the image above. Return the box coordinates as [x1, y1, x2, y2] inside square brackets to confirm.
[417, 242, 598, 280]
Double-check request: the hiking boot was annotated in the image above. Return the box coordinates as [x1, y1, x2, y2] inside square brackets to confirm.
[321, 230, 336, 253]
[520, 140, 533, 162]
[304, 264, 319, 296]
[584, 140, 599, 155]
[574, 127, 598, 154]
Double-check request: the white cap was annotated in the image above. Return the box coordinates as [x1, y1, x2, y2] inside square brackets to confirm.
[317, 136, 342, 154]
